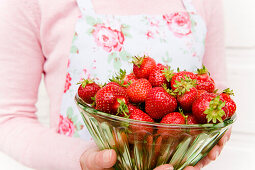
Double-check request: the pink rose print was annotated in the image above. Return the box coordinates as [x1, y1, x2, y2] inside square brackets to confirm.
[148, 18, 159, 27]
[57, 115, 75, 137]
[146, 31, 154, 39]
[163, 12, 192, 37]
[64, 72, 72, 93]
[92, 24, 125, 52]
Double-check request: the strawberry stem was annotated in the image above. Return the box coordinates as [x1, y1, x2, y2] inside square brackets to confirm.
[109, 69, 129, 88]
[196, 65, 210, 75]
[162, 66, 175, 82]
[178, 107, 188, 124]
[77, 78, 94, 88]
[117, 98, 129, 118]
[223, 88, 235, 96]
[132, 56, 145, 68]
[173, 76, 197, 96]
[204, 96, 226, 123]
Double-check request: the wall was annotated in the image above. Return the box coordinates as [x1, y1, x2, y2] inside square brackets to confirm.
[1, 0, 255, 169]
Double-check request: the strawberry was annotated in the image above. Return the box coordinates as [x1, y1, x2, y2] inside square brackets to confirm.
[128, 108, 154, 142]
[132, 55, 156, 79]
[192, 93, 228, 123]
[157, 112, 186, 139]
[95, 84, 129, 116]
[148, 64, 174, 87]
[171, 70, 197, 90]
[77, 79, 101, 104]
[124, 72, 137, 85]
[145, 86, 177, 119]
[186, 114, 199, 124]
[127, 78, 152, 103]
[196, 65, 215, 93]
[196, 89, 208, 99]
[220, 88, 236, 118]
[173, 76, 198, 112]
[160, 112, 186, 124]
[129, 108, 154, 123]
[127, 103, 139, 113]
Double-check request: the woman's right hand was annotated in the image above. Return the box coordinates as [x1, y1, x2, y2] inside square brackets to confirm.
[80, 142, 117, 170]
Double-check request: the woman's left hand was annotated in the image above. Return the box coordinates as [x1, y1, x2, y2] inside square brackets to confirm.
[154, 128, 232, 170]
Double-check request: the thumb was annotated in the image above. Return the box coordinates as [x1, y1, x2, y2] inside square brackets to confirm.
[82, 149, 117, 170]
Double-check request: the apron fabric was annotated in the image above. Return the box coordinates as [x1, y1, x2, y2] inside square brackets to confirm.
[57, 0, 207, 141]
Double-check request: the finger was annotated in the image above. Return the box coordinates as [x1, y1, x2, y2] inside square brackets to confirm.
[207, 144, 221, 161]
[194, 156, 211, 169]
[218, 127, 232, 146]
[153, 164, 174, 170]
[184, 166, 200, 170]
[85, 149, 117, 170]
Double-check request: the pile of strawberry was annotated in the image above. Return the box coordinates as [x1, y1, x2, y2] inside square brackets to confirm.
[78, 56, 236, 126]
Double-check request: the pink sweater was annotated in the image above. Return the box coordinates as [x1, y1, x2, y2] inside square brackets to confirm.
[0, 0, 226, 169]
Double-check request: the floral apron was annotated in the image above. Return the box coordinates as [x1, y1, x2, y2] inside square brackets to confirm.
[57, 0, 207, 141]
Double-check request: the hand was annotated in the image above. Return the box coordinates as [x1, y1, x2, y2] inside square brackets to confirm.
[154, 127, 232, 170]
[80, 142, 117, 170]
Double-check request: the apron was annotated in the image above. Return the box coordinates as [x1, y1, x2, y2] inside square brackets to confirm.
[57, 0, 207, 141]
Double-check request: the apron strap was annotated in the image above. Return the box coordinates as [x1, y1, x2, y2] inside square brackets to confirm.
[76, 0, 96, 15]
[182, 0, 197, 13]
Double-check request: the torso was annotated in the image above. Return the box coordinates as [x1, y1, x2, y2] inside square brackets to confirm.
[57, 0, 207, 141]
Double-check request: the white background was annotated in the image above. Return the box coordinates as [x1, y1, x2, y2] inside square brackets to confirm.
[1, 0, 255, 169]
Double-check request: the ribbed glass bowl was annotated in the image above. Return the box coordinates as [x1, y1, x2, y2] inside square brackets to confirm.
[75, 94, 235, 170]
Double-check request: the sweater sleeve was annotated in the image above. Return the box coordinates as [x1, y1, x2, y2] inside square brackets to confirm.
[0, 0, 89, 169]
[202, 0, 228, 90]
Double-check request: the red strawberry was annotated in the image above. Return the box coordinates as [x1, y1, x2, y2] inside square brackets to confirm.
[132, 55, 156, 79]
[148, 64, 174, 87]
[186, 114, 199, 124]
[192, 93, 228, 123]
[196, 65, 215, 93]
[145, 86, 177, 119]
[157, 112, 186, 139]
[160, 112, 186, 124]
[127, 103, 139, 113]
[173, 76, 198, 112]
[124, 72, 137, 85]
[77, 79, 101, 104]
[196, 89, 208, 99]
[129, 108, 154, 142]
[129, 108, 154, 123]
[220, 88, 236, 118]
[95, 84, 129, 115]
[127, 78, 152, 103]
[171, 71, 197, 90]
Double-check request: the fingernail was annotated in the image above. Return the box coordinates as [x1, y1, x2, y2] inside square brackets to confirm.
[214, 151, 219, 159]
[103, 150, 112, 163]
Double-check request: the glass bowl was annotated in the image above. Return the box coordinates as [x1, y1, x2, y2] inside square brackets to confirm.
[75, 94, 235, 170]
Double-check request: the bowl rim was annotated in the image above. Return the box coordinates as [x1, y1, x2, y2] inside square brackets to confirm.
[75, 94, 236, 129]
